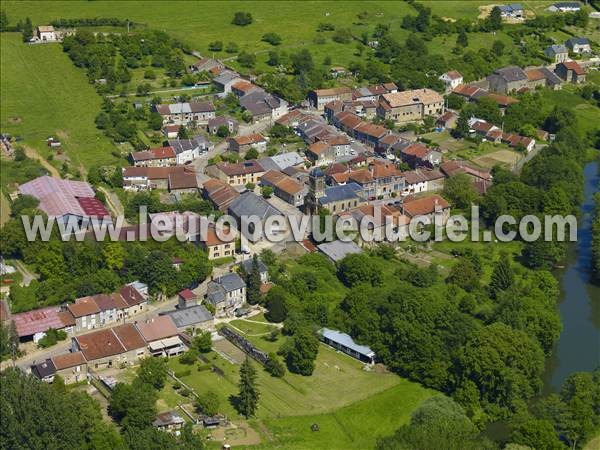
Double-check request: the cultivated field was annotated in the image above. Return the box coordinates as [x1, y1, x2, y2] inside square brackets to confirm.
[0, 32, 118, 170]
[472, 149, 521, 168]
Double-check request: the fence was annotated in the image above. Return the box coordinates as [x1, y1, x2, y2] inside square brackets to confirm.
[218, 326, 270, 365]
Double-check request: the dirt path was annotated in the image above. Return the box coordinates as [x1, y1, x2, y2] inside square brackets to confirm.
[23, 146, 60, 178]
[98, 187, 127, 224]
[0, 192, 11, 225]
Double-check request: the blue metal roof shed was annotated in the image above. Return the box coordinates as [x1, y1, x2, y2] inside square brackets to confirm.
[319, 327, 375, 363]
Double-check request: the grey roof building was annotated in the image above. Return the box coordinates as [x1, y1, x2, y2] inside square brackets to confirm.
[258, 151, 304, 172]
[319, 327, 376, 363]
[320, 183, 363, 206]
[168, 136, 213, 154]
[240, 89, 287, 119]
[317, 240, 362, 263]
[228, 192, 282, 220]
[206, 272, 246, 308]
[161, 305, 213, 329]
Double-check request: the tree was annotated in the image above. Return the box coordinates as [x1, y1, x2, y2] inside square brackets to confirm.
[456, 30, 468, 48]
[245, 147, 259, 161]
[232, 11, 253, 26]
[237, 51, 256, 68]
[265, 353, 286, 377]
[193, 330, 212, 353]
[453, 111, 470, 138]
[262, 32, 282, 46]
[179, 348, 199, 365]
[148, 112, 163, 131]
[237, 358, 259, 418]
[245, 254, 262, 305]
[137, 357, 168, 389]
[489, 254, 514, 299]
[195, 391, 220, 416]
[216, 125, 229, 137]
[177, 125, 189, 139]
[338, 253, 383, 288]
[283, 328, 319, 375]
[208, 40, 223, 52]
[510, 417, 564, 450]
[443, 173, 478, 209]
[109, 381, 157, 430]
[492, 40, 505, 56]
[456, 323, 545, 414]
[489, 6, 503, 31]
[103, 242, 125, 270]
[37, 328, 67, 348]
[261, 185, 273, 198]
[225, 42, 239, 53]
[446, 258, 480, 292]
[0, 10, 8, 31]
[22, 17, 33, 42]
[265, 286, 288, 322]
[7, 321, 19, 363]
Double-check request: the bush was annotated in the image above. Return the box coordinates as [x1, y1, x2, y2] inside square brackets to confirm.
[174, 369, 191, 378]
[179, 348, 199, 365]
[195, 391, 220, 416]
[262, 33, 282, 46]
[265, 353, 286, 377]
[232, 11, 252, 26]
[197, 363, 212, 372]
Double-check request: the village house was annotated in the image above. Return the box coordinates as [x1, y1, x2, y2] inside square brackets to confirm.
[487, 66, 529, 93]
[497, 4, 524, 18]
[377, 89, 445, 124]
[189, 57, 224, 73]
[402, 168, 446, 195]
[207, 116, 239, 135]
[240, 89, 289, 121]
[257, 152, 305, 172]
[155, 102, 216, 126]
[228, 191, 284, 240]
[117, 283, 149, 319]
[552, 2, 582, 12]
[122, 166, 196, 191]
[306, 141, 336, 166]
[161, 305, 214, 333]
[136, 316, 184, 357]
[205, 272, 247, 317]
[260, 170, 308, 206]
[239, 259, 269, 283]
[524, 68, 548, 90]
[206, 160, 265, 187]
[168, 170, 199, 194]
[555, 61, 586, 84]
[330, 160, 405, 200]
[231, 80, 260, 97]
[316, 240, 362, 263]
[436, 111, 459, 129]
[351, 83, 398, 101]
[402, 194, 451, 226]
[439, 70, 464, 91]
[71, 328, 127, 370]
[212, 70, 243, 94]
[36, 25, 57, 41]
[304, 167, 366, 214]
[398, 142, 442, 169]
[228, 134, 268, 154]
[168, 136, 213, 165]
[153, 411, 185, 436]
[162, 124, 181, 139]
[66, 297, 101, 332]
[32, 351, 88, 384]
[177, 289, 198, 309]
[308, 87, 353, 110]
[130, 146, 176, 167]
[199, 225, 237, 260]
[544, 44, 569, 63]
[339, 203, 409, 244]
[565, 37, 591, 54]
[202, 178, 241, 211]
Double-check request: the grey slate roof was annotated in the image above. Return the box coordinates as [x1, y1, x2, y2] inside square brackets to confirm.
[257, 152, 304, 172]
[213, 70, 241, 86]
[545, 44, 568, 55]
[539, 67, 563, 85]
[317, 239, 362, 262]
[228, 192, 282, 220]
[168, 136, 212, 154]
[566, 37, 590, 46]
[162, 305, 213, 329]
[320, 327, 375, 358]
[239, 258, 268, 275]
[32, 359, 56, 379]
[206, 272, 245, 305]
[320, 182, 363, 205]
[493, 66, 528, 82]
[240, 89, 285, 116]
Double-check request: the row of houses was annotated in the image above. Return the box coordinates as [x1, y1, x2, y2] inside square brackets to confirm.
[122, 166, 199, 193]
[486, 61, 586, 94]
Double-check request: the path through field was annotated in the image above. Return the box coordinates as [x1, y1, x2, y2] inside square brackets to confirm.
[23, 146, 59, 178]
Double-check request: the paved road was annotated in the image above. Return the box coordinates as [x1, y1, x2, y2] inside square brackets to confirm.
[514, 143, 545, 173]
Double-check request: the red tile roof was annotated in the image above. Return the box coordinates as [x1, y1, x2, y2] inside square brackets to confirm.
[67, 297, 100, 318]
[119, 285, 146, 308]
[135, 316, 178, 342]
[51, 351, 86, 370]
[178, 289, 196, 300]
[112, 323, 146, 351]
[560, 61, 585, 75]
[403, 194, 450, 217]
[75, 328, 126, 361]
[232, 134, 266, 145]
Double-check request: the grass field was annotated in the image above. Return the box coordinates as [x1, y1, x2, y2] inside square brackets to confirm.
[539, 85, 600, 135]
[0, 33, 118, 170]
[162, 320, 434, 448]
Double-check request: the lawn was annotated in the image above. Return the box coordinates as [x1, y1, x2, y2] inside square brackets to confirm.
[0, 33, 118, 171]
[538, 86, 600, 135]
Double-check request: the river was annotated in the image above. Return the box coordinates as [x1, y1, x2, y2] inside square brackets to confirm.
[543, 160, 600, 393]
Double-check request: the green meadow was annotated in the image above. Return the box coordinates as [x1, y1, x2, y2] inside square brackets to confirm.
[0, 32, 119, 170]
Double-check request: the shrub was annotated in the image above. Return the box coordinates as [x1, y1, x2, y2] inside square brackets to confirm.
[174, 369, 191, 378]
